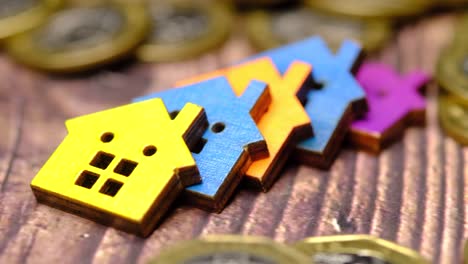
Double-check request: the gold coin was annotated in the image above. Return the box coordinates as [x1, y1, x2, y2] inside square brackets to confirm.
[246, 6, 391, 52]
[0, 0, 61, 40]
[306, 0, 432, 19]
[137, 0, 233, 63]
[464, 239, 468, 264]
[439, 96, 468, 145]
[228, 0, 299, 8]
[294, 235, 430, 264]
[149, 235, 310, 264]
[433, 0, 468, 8]
[454, 14, 468, 43]
[437, 44, 468, 101]
[5, 2, 149, 73]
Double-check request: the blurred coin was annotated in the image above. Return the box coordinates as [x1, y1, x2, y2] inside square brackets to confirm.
[229, 0, 299, 8]
[294, 235, 430, 264]
[246, 7, 391, 52]
[433, 0, 468, 8]
[5, 2, 149, 73]
[137, 0, 232, 63]
[439, 96, 468, 145]
[437, 44, 468, 101]
[0, 0, 61, 40]
[465, 239, 468, 264]
[454, 14, 468, 43]
[148, 235, 310, 264]
[306, 0, 432, 19]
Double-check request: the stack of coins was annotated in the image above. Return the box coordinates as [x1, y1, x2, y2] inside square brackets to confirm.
[148, 235, 431, 264]
[136, 0, 232, 63]
[0, 0, 467, 72]
[2, 0, 234, 72]
[0, 0, 61, 40]
[306, 0, 433, 19]
[240, 0, 466, 54]
[436, 15, 468, 145]
[245, 6, 391, 52]
[5, 1, 149, 73]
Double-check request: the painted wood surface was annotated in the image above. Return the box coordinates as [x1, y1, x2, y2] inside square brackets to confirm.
[135, 77, 270, 212]
[248, 37, 368, 169]
[30, 99, 207, 237]
[350, 62, 430, 152]
[0, 13, 464, 264]
[177, 58, 314, 191]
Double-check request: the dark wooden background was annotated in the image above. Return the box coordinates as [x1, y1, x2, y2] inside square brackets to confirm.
[0, 11, 466, 264]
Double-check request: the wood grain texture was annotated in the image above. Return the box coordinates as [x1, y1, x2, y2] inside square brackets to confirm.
[0, 13, 465, 264]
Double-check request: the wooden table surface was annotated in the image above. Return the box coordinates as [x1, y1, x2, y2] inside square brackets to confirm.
[0, 11, 466, 264]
